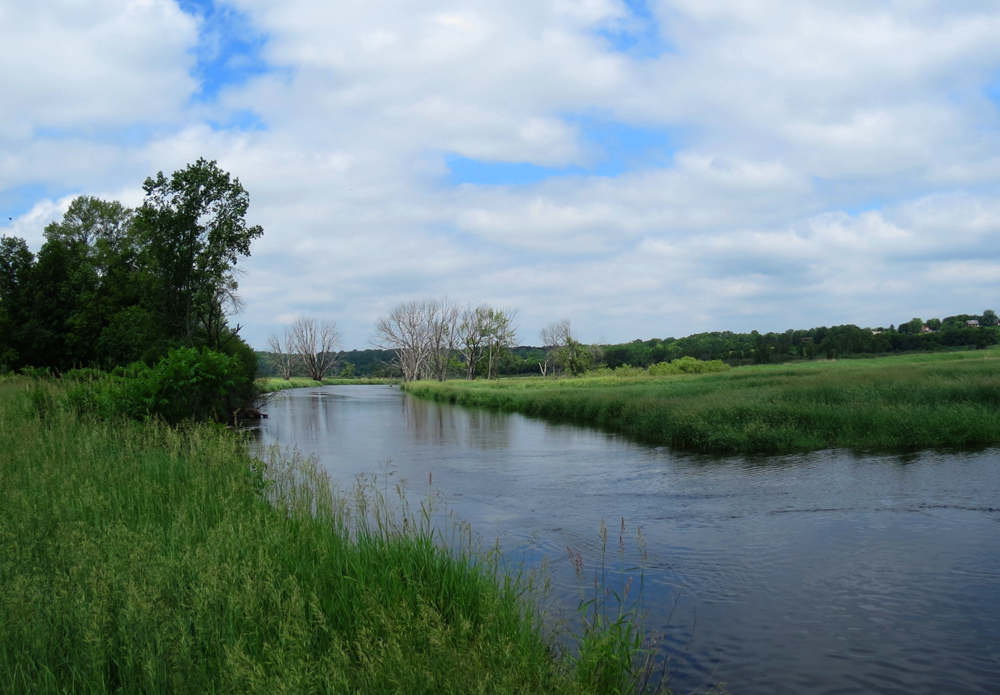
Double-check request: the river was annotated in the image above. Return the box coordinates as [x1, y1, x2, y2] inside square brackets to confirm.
[257, 384, 1000, 695]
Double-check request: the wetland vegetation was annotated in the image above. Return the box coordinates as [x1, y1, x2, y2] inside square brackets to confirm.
[0, 377, 659, 694]
[407, 350, 1000, 454]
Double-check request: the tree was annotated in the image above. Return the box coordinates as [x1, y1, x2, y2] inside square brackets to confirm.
[560, 337, 594, 376]
[0, 236, 34, 368]
[267, 329, 297, 380]
[981, 309, 997, 327]
[455, 305, 517, 380]
[425, 299, 461, 381]
[373, 299, 463, 382]
[483, 307, 517, 379]
[374, 301, 432, 382]
[457, 306, 489, 380]
[539, 319, 571, 376]
[135, 158, 262, 346]
[288, 318, 340, 381]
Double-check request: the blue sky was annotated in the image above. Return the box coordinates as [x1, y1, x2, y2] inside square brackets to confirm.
[5, 0, 1000, 349]
[178, 0, 272, 103]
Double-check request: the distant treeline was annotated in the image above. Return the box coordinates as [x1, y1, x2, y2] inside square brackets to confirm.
[264, 311, 999, 378]
[258, 348, 399, 378]
[600, 313, 998, 369]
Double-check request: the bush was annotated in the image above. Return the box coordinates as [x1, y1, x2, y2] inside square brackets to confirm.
[129, 347, 250, 424]
[66, 348, 252, 425]
[648, 356, 730, 376]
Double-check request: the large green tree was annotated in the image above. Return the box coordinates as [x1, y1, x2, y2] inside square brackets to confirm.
[136, 158, 262, 350]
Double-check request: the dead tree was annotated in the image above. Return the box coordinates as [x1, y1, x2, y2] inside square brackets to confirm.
[374, 301, 432, 382]
[267, 330, 297, 380]
[288, 317, 340, 381]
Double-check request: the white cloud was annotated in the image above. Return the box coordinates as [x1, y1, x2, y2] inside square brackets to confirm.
[5, 0, 1000, 349]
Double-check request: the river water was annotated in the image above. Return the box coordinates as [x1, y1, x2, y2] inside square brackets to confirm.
[257, 385, 1000, 695]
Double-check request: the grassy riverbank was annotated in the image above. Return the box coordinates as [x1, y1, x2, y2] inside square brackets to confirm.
[407, 350, 1000, 454]
[0, 377, 652, 694]
[261, 376, 398, 392]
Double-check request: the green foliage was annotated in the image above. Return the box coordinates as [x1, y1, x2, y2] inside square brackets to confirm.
[63, 348, 253, 425]
[407, 350, 1000, 454]
[136, 159, 262, 345]
[0, 161, 261, 393]
[127, 347, 249, 423]
[648, 357, 730, 376]
[559, 338, 596, 377]
[0, 378, 658, 695]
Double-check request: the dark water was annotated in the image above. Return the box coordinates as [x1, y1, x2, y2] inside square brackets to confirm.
[257, 385, 1000, 695]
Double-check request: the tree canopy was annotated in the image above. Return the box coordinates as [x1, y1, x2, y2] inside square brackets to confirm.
[0, 160, 261, 376]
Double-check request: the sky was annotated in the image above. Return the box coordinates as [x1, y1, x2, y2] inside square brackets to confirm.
[4, 0, 1000, 350]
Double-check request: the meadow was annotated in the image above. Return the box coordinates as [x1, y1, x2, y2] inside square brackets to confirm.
[407, 350, 1000, 454]
[0, 377, 655, 694]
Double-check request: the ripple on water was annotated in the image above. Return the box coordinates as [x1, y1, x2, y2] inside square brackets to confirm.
[259, 386, 1000, 695]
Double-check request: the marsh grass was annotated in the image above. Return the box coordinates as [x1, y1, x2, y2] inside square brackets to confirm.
[406, 349, 1000, 454]
[0, 377, 660, 694]
[260, 376, 325, 391]
[260, 377, 399, 392]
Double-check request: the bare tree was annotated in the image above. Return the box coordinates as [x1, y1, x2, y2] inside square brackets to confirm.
[539, 319, 572, 376]
[267, 329, 297, 380]
[427, 298, 461, 381]
[374, 298, 464, 382]
[374, 301, 431, 382]
[287, 317, 340, 381]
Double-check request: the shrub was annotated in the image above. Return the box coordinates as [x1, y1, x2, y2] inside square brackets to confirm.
[648, 356, 730, 376]
[66, 348, 252, 425]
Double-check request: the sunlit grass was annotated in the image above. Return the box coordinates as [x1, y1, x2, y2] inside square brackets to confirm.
[0, 377, 661, 694]
[407, 349, 1000, 454]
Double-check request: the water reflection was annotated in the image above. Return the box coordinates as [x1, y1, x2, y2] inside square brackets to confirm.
[402, 395, 512, 450]
[259, 385, 1000, 695]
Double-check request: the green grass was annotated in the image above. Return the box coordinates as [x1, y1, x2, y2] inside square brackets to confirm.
[0, 377, 659, 694]
[321, 377, 400, 386]
[260, 377, 399, 392]
[260, 376, 324, 391]
[407, 350, 1000, 454]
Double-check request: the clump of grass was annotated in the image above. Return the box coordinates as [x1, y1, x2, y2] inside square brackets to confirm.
[565, 517, 662, 695]
[407, 350, 1000, 454]
[0, 376, 658, 694]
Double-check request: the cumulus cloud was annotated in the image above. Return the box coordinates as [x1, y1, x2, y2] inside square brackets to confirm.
[4, 0, 1000, 348]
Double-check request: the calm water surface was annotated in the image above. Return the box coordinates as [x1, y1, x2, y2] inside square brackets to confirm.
[258, 385, 1000, 695]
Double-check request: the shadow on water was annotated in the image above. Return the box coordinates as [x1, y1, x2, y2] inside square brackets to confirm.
[259, 385, 1000, 695]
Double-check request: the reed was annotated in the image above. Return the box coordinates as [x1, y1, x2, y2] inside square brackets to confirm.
[407, 350, 1000, 454]
[0, 377, 660, 694]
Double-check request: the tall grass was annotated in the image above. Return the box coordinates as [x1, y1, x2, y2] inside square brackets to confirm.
[407, 350, 1000, 454]
[0, 377, 659, 694]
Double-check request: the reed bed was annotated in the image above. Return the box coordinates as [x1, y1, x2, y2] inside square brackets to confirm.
[407, 350, 1000, 454]
[0, 377, 657, 694]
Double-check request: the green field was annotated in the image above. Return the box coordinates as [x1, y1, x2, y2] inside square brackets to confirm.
[407, 350, 1000, 454]
[0, 378, 653, 694]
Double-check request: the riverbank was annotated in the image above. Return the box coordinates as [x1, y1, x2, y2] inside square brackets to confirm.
[0, 377, 652, 694]
[261, 376, 399, 392]
[406, 350, 1000, 454]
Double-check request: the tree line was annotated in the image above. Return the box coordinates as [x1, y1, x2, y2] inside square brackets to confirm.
[600, 313, 999, 369]
[261, 307, 1000, 382]
[0, 159, 263, 421]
